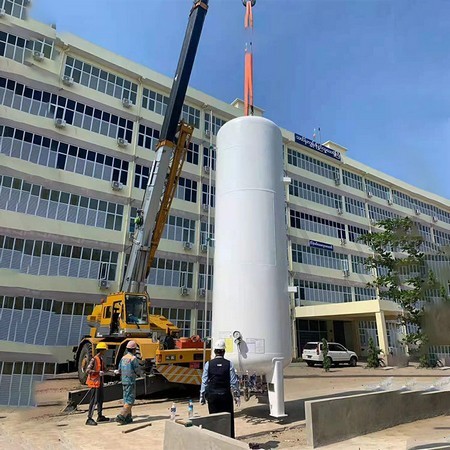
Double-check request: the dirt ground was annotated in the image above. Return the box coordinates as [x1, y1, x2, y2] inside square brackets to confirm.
[1, 363, 450, 449]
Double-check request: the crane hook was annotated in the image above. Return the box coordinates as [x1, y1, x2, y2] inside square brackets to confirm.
[242, 0, 256, 6]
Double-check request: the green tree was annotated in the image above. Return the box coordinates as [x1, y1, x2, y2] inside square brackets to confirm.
[322, 338, 331, 372]
[359, 217, 448, 363]
[366, 337, 382, 368]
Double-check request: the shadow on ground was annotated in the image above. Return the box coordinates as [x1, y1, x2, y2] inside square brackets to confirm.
[237, 390, 364, 425]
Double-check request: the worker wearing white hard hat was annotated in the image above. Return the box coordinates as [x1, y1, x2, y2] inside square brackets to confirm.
[200, 338, 240, 438]
[115, 340, 141, 425]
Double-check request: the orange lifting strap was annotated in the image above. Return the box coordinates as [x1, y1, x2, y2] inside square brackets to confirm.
[243, 0, 255, 116]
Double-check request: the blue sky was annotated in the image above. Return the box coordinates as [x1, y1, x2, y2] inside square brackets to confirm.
[31, 0, 450, 199]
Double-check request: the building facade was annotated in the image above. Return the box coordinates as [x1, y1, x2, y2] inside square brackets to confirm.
[1, 1, 450, 405]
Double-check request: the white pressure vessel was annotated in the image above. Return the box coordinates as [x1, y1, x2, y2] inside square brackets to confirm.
[212, 116, 292, 377]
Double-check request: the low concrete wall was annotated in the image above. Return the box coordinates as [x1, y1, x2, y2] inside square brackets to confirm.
[164, 419, 248, 450]
[191, 412, 232, 437]
[306, 390, 450, 448]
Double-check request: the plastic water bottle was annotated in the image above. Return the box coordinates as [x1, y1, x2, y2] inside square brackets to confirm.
[188, 399, 194, 419]
[170, 402, 176, 421]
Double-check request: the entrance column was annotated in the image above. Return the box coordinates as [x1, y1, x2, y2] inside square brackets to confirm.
[375, 311, 389, 356]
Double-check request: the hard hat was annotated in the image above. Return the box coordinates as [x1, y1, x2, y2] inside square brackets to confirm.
[126, 340, 137, 349]
[96, 342, 108, 350]
[214, 339, 226, 351]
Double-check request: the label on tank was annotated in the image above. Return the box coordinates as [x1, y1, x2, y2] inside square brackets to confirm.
[245, 338, 265, 354]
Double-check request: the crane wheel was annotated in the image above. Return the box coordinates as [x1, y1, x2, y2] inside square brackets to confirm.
[78, 342, 93, 385]
[135, 344, 146, 371]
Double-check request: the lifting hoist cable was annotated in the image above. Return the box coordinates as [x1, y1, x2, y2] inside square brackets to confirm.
[243, 0, 255, 116]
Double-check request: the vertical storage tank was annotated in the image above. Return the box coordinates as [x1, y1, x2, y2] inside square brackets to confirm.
[212, 116, 291, 416]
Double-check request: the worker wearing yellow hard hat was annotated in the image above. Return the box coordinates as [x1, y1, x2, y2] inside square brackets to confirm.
[85, 342, 109, 425]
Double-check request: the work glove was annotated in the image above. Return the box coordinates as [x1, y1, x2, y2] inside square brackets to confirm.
[199, 393, 206, 405]
[99, 371, 104, 377]
[234, 396, 241, 408]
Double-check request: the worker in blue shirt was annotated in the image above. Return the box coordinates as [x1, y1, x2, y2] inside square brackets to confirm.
[200, 339, 240, 438]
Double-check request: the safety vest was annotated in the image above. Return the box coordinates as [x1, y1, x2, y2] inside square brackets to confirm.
[207, 357, 231, 395]
[86, 354, 104, 388]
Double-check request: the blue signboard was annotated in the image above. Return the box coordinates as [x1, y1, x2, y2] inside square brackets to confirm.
[309, 240, 334, 251]
[294, 133, 342, 161]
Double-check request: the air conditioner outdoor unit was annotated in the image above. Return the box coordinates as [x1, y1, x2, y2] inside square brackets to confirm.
[180, 287, 189, 296]
[98, 279, 109, 289]
[198, 288, 206, 297]
[202, 204, 209, 212]
[200, 243, 208, 253]
[54, 118, 66, 128]
[387, 198, 393, 205]
[203, 165, 210, 174]
[415, 208, 421, 216]
[343, 269, 350, 277]
[62, 75, 74, 86]
[340, 238, 347, 246]
[0, 9, 6, 18]
[204, 129, 211, 138]
[337, 208, 343, 215]
[122, 98, 132, 108]
[367, 191, 373, 198]
[111, 180, 123, 191]
[33, 51, 44, 62]
[117, 137, 128, 147]
[432, 215, 439, 223]
[183, 241, 192, 250]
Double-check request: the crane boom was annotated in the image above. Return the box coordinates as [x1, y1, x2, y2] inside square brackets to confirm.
[122, 1, 209, 293]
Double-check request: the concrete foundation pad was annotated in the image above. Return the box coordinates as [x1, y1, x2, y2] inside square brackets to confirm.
[306, 389, 450, 448]
[164, 419, 248, 450]
[190, 412, 232, 437]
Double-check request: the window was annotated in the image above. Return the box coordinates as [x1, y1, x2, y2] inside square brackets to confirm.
[202, 184, 215, 207]
[134, 164, 150, 189]
[0, 77, 134, 143]
[294, 279, 352, 305]
[27, 38, 56, 60]
[148, 257, 194, 288]
[0, 0, 28, 19]
[345, 197, 366, 217]
[434, 229, 450, 246]
[186, 142, 199, 165]
[198, 263, 214, 290]
[348, 225, 369, 243]
[351, 255, 371, 274]
[292, 243, 348, 270]
[151, 307, 191, 337]
[204, 112, 226, 136]
[182, 104, 201, 129]
[287, 148, 339, 180]
[200, 221, 215, 247]
[289, 178, 342, 210]
[203, 146, 216, 170]
[138, 124, 160, 151]
[176, 177, 197, 203]
[355, 286, 377, 301]
[162, 215, 196, 243]
[365, 179, 390, 200]
[342, 170, 364, 191]
[368, 204, 398, 222]
[64, 56, 138, 104]
[289, 209, 346, 239]
[142, 88, 168, 115]
[0, 235, 118, 281]
[0, 176, 124, 231]
[196, 309, 211, 339]
[0, 31, 27, 63]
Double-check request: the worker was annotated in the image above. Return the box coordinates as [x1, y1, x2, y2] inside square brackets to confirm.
[85, 342, 109, 426]
[163, 330, 176, 350]
[115, 340, 141, 425]
[200, 339, 240, 438]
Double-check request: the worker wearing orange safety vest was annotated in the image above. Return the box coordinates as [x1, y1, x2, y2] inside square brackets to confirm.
[86, 342, 109, 426]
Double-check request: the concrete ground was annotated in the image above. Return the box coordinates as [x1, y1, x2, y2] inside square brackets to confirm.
[1, 363, 450, 449]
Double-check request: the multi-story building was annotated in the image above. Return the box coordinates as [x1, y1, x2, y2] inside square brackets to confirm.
[1, 2, 449, 406]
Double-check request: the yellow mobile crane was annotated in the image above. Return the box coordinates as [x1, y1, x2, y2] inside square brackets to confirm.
[73, 1, 211, 391]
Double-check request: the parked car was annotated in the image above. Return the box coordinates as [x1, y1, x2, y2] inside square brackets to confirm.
[302, 342, 358, 367]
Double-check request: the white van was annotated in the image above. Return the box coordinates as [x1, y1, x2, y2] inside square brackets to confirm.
[302, 342, 358, 367]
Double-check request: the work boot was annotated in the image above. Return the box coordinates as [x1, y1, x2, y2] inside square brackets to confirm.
[85, 418, 97, 426]
[125, 415, 133, 424]
[116, 414, 126, 425]
[97, 415, 109, 422]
